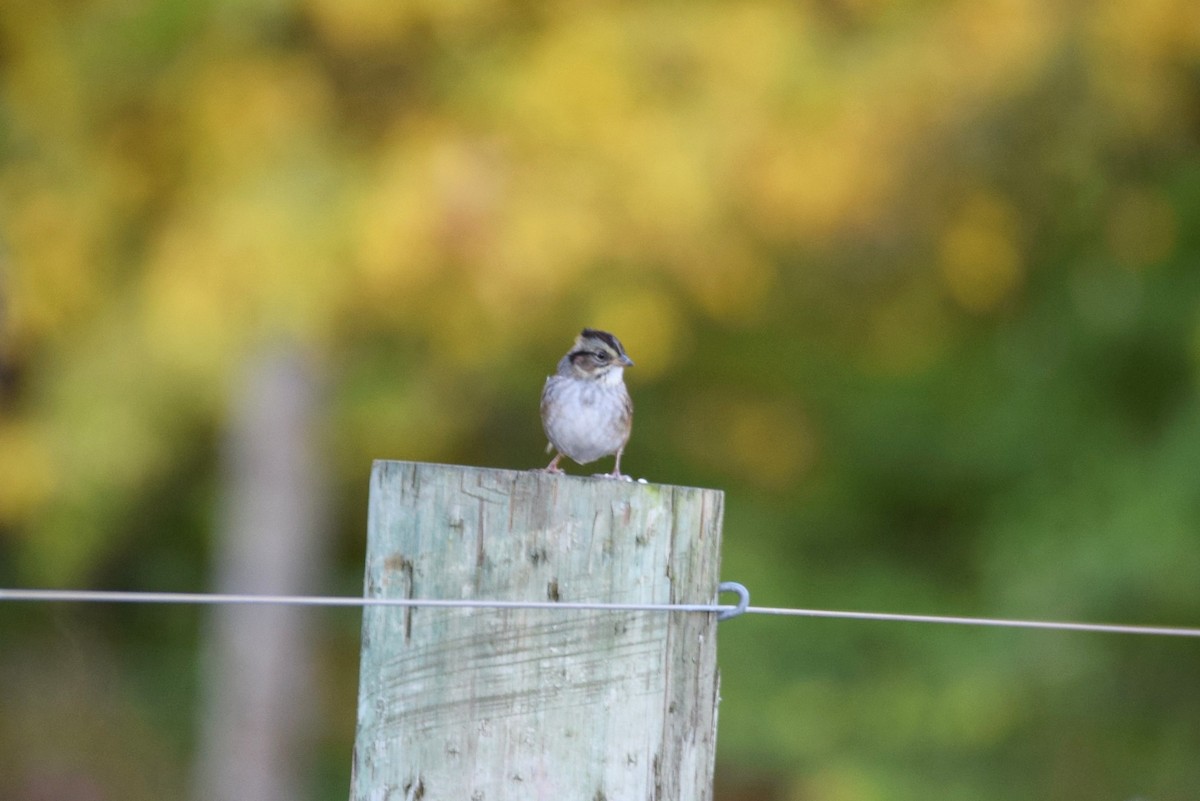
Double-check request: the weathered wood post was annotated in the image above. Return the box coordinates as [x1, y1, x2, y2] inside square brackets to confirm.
[351, 460, 725, 801]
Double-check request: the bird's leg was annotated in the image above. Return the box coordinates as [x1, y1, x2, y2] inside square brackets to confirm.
[543, 452, 565, 473]
[599, 447, 630, 481]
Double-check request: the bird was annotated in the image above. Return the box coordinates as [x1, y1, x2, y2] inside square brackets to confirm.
[540, 328, 634, 479]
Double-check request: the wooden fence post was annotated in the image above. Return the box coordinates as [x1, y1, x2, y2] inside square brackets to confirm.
[350, 460, 725, 801]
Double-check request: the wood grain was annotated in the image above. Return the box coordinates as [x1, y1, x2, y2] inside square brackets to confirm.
[351, 461, 724, 801]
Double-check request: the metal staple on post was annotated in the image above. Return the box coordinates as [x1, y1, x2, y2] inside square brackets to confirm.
[716, 581, 750, 621]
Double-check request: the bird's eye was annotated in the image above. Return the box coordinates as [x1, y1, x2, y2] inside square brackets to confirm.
[594, 351, 610, 361]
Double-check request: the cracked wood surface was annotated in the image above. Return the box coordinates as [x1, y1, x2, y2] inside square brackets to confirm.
[351, 461, 724, 801]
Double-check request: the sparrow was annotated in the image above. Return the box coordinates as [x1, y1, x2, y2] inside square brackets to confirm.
[540, 328, 634, 479]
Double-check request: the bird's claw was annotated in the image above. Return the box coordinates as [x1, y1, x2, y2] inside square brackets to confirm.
[593, 472, 632, 481]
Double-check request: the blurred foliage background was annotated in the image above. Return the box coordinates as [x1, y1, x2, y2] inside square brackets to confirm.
[2, 0, 1200, 799]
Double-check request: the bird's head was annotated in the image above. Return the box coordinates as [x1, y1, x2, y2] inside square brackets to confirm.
[565, 328, 633, 381]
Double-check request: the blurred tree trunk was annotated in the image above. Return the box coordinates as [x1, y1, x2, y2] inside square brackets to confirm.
[193, 344, 329, 801]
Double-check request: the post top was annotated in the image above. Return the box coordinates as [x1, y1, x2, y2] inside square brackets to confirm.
[370, 459, 724, 496]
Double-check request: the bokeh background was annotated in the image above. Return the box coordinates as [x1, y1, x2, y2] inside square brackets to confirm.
[3, 0, 1200, 799]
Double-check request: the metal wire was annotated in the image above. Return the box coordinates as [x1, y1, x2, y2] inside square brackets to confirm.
[0, 588, 734, 615]
[3, 586, 1199, 638]
[741, 605, 1200, 637]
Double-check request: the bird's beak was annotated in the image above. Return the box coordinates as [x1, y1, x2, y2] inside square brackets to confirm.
[620, 354, 634, 367]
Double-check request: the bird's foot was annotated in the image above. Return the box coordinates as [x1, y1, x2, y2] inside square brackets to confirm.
[593, 471, 632, 481]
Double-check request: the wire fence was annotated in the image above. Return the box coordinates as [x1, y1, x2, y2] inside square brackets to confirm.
[3, 586, 1199, 638]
